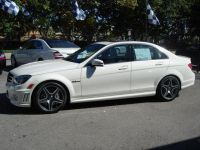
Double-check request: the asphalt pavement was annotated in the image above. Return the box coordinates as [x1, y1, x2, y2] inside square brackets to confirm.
[0, 61, 200, 150]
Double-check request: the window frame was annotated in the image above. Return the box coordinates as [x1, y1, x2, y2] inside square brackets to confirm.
[94, 44, 132, 65]
[131, 44, 168, 61]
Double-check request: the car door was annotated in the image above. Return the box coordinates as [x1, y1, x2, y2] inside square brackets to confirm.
[15, 41, 32, 65]
[81, 44, 132, 98]
[22, 40, 47, 63]
[131, 44, 169, 93]
[29, 40, 44, 61]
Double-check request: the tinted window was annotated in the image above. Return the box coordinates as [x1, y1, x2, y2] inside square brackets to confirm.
[96, 45, 130, 64]
[65, 44, 105, 63]
[132, 44, 168, 61]
[32, 41, 43, 49]
[20, 41, 33, 49]
[45, 40, 79, 48]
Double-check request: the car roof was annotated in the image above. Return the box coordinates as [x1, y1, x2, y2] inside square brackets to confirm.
[93, 41, 158, 46]
[93, 41, 113, 45]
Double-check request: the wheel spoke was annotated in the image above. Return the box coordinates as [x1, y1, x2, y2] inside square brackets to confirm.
[39, 97, 48, 103]
[52, 88, 59, 96]
[168, 91, 173, 97]
[169, 78, 173, 87]
[54, 97, 64, 104]
[171, 86, 178, 95]
[43, 87, 51, 95]
[163, 91, 169, 97]
[47, 100, 51, 111]
[162, 84, 169, 91]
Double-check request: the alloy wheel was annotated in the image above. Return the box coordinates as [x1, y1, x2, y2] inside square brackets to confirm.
[35, 82, 67, 113]
[158, 76, 180, 101]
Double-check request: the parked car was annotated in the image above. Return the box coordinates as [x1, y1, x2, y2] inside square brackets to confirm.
[6, 41, 195, 113]
[0, 50, 6, 70]
[11, 39, 80, 67]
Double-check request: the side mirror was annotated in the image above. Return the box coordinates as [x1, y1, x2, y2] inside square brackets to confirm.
[91, 59, 104, 67]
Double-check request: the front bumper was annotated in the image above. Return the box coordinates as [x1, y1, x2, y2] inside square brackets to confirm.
[6, 83, 32, 107]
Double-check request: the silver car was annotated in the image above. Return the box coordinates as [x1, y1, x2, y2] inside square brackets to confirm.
[11, 39, 80, 67]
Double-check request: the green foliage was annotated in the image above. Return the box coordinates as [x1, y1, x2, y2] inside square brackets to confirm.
[0, 0, 199, 44]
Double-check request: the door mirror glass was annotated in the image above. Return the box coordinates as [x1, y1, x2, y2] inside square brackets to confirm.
[91, 59, 104, 67]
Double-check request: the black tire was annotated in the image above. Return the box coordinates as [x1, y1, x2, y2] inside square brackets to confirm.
[32, 82, 68, 113]
[156, 76, 181, 101]
[11, 55, 18, 68]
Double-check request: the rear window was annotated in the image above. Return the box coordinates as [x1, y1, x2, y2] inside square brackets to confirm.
[45, 40, 79, 48]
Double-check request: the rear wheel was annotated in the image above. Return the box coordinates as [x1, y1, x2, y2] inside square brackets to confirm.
[32, 82, 67, 113]
[156, 76, 181, 101]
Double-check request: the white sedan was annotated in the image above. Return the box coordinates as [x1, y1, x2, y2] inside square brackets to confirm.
[6, 41, 195, 113]
[11, 39, 80, 67]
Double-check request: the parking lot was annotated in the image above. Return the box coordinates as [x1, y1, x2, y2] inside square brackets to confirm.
[0, 61, 200, 150]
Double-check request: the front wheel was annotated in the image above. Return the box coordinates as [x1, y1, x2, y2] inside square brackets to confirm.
[156, 76, 181, 101]
[32, 82, 68, 113]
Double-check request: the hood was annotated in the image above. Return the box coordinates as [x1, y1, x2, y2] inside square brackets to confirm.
[11, 59, 79, 76]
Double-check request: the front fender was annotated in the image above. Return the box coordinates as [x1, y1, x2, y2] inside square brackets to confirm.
[32, 73, 75, 97]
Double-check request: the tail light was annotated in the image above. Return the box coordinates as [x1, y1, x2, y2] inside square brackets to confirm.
[53, 51, 64, 59]
[0, 53, 6, 59]
[188, 63, 192, 70]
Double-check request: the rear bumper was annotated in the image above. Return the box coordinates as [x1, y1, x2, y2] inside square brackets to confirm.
[181, 73, 195, 89]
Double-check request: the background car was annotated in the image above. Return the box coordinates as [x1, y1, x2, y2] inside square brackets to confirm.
[0, 50, 6, 70]
[11, 39, 80, 67]
[6, 41, 195, 113]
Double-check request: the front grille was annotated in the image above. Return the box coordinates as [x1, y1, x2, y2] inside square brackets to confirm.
[7, 72, 14, 83]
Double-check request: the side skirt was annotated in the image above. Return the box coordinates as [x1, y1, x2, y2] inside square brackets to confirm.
[71, 91, 156, 103]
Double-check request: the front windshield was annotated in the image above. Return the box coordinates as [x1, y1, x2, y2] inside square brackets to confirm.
[65, 44, 105, 63]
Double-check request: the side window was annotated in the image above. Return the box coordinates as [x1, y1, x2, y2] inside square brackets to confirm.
[96, 45, 130, 64]
[21, 42, 31, 50]
[33, 41, 43, 49]
[24, 41, 35, 49]
[132, 44, 168, 61]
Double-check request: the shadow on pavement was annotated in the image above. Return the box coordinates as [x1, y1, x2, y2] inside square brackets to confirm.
[3, 65, 13, 73]
[0, 92, 160, 115]
[0, 93, 37, 115]
[150, 136, 200, 150]
[65, 96, 160, 111]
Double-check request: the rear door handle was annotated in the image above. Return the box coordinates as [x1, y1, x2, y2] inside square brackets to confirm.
[118, 66, 128, 70]
[155, 62, 164, 66]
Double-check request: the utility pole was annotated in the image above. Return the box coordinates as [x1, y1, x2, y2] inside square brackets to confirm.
[145, 0, 148, 41]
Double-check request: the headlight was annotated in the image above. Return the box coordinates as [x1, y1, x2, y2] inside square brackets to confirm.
[13, 75, 32, 85]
